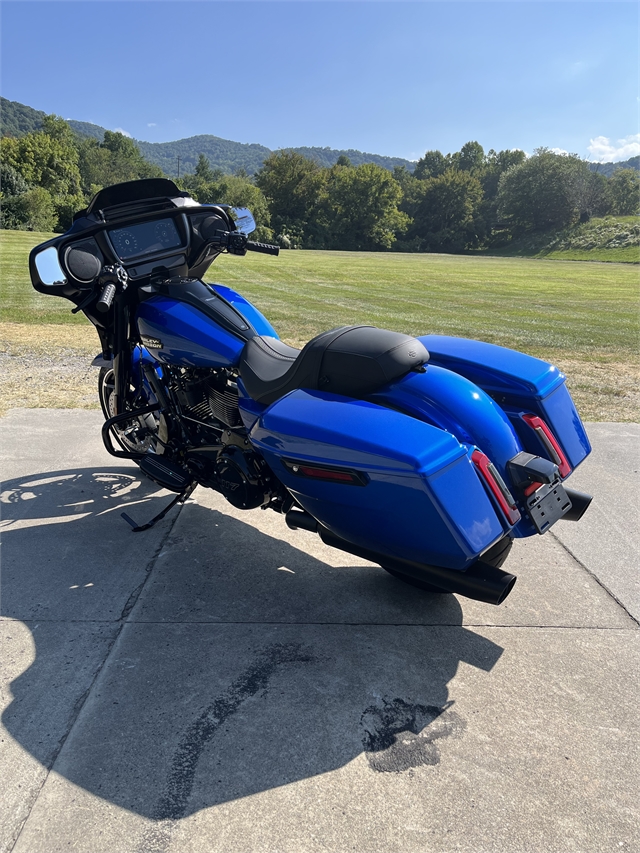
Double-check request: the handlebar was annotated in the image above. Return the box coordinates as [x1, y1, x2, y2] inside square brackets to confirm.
[211, 230, 279, 257]
[246, 241, 280, 256]
[96, 282, 117, 313]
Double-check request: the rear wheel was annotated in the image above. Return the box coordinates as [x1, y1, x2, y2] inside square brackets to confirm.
[98, 366, 167, 455]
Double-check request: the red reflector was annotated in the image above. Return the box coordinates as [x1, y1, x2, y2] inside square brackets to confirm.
[524, 481, 543, 497]
[283, 459, 367, 486]
[472, 450, 521, 525]
[299, 466, 355, 483]
[522, 414, 571, 477]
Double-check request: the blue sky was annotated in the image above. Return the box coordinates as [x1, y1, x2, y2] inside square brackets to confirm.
[1, 1, 637, 162]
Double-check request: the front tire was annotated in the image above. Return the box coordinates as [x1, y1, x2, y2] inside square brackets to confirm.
[98, 365, 167, 455]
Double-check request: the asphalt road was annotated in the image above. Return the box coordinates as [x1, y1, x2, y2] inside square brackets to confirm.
[1, 411, 638, 853]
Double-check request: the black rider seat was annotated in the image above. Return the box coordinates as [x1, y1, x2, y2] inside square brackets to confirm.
[239, 325, 430, 406]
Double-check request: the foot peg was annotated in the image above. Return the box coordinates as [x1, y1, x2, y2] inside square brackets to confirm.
[138, 455, 192, 492]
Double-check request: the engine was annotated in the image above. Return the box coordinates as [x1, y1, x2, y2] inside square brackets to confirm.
[171, 368, 243, 430]
[171, 367, 276, 509]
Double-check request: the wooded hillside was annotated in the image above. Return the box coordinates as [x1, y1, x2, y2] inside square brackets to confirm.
[1, 99, 638, 259]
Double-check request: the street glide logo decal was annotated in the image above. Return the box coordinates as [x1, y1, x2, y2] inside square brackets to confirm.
[141, 335, 164, 349]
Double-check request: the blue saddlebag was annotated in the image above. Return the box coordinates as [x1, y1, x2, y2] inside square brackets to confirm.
[249, 389, 506, 571]
[419, 336, 591, 472]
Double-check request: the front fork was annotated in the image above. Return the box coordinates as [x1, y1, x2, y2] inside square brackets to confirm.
[112, 297, 131, 416]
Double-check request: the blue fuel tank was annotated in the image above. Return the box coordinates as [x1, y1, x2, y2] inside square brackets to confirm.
[135, 280, 278, 368]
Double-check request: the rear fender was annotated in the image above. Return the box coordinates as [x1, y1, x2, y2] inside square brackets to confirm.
[369, 365, 522, 484]
[419, 335, 591, 470]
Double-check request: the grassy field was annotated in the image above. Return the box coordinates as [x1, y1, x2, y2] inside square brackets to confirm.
[1, 230, 638, 421]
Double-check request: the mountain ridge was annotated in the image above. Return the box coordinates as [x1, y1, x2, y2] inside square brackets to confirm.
[2, 96, 638, 179]
[0, 97, 415, 176]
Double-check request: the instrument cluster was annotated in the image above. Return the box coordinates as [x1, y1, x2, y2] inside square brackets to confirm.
[108, 217, 184, 261]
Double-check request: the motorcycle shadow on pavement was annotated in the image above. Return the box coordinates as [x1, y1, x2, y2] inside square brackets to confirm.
[1, 466, 504, 822]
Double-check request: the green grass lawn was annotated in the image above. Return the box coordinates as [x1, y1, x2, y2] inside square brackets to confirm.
[2, 230, 638, 420]
[2, 230, 638, 355]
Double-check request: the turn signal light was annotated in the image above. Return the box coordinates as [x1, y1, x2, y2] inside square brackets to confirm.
[522, 414, 571, 478]
[472, 450, 521, 525]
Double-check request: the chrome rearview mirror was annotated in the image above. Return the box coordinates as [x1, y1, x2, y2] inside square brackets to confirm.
[231, 207, 256, 235]
[35, 247, 66, 287]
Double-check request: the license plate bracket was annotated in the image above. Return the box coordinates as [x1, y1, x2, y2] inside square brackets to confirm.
[526, 480, 573, 534]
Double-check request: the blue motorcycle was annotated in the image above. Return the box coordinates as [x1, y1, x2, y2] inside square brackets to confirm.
[30, 178, 592, 605]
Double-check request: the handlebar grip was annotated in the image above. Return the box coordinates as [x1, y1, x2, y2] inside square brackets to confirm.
[246, 241, 280, 256]
[96, 282, 117, 313]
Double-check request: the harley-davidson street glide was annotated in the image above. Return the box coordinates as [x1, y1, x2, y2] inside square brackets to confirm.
[30, 178, 593, 606]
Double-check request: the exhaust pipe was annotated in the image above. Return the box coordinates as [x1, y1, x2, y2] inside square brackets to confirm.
[285, 508, 318, 533]
[318, 527, 516, 606]
[561, 488, 592, 522]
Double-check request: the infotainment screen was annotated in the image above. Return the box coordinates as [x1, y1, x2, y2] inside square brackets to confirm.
[108, 217, 183, 260]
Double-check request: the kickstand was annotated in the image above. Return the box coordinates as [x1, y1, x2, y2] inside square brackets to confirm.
[121, 481, 197, 532]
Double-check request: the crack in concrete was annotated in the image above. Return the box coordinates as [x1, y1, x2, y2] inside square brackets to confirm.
[4, 617, 638, 630]
[8, 506, 186, 853]
[550, 530, 639, 626]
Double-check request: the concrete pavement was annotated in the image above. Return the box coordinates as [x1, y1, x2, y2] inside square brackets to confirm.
[1, 410, 638, 852]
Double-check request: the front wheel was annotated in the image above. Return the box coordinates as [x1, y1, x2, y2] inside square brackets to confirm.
[98, 366, 167, 455]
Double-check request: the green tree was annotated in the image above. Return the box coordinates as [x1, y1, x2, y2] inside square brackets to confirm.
[453, 141, 486, 174]
[497, 148, 594, 232]
[255, 151, 324, 241]
[0, 115, 84, 230]
[195, 153, 215, 182]
[1, 187, 57, 231]
[78, 131, 163, 196]
[407, 169, 484, 252]
[1, 116, 81, 197]
[323, 162, 409, 250]
[479, 148, 527, 241]
[0, 161, 28, 197]
[606, 168, 640, 215]
[414, 149, 448, 180]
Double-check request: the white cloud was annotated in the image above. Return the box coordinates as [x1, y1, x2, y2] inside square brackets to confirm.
[147, 122, 157, 127]
[587, 134, 640, 163]
[550, 147, 569, 156]
[113, 127, 132, 138]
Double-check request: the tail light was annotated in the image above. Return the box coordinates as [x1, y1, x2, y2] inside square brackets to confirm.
[522, 414, 571, 477]
[472, 450, 521, 525]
